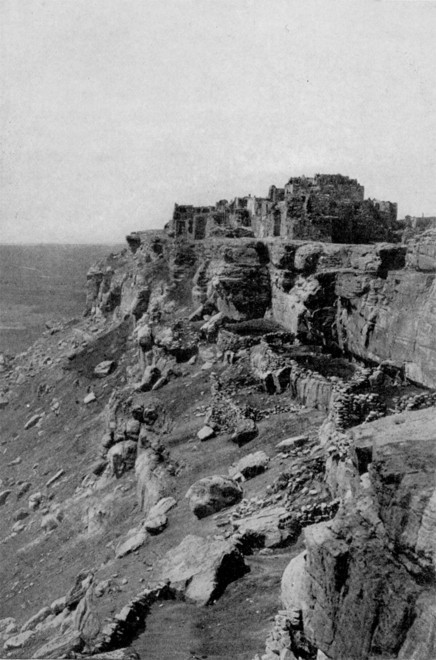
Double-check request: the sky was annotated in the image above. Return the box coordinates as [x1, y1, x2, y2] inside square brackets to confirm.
[1, 0, 436, 243]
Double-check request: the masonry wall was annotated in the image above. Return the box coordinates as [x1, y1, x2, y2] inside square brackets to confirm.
[168, 175, 398, 244]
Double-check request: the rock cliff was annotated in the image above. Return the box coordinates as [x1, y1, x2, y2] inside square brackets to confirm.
[2, 224, 436, 659]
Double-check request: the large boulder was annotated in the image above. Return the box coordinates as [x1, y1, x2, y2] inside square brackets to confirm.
[230, 417, 258, 446]
[186, 475, 243, 519]
[155, 534, 248, 605]
[229, 450, 269, 480]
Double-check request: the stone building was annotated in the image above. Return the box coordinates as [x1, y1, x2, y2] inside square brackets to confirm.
[166, 174, 398, 244]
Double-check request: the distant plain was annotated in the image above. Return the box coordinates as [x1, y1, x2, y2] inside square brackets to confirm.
[0, 244, 123, 354]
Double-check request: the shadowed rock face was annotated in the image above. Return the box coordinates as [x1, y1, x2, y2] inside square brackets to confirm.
[281, 408, 436, 660]
[86, 231, 436, 389]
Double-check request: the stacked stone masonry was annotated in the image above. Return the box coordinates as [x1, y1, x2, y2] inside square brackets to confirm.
[167, 173, 398, 244]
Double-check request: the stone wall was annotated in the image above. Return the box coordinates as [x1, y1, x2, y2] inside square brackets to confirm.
[166, 173, 398, 244]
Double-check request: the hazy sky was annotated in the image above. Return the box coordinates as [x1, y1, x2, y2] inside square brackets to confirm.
[1, 0, 436, 243]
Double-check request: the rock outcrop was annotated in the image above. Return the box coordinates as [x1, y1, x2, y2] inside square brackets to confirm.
[5, 188, 436, 660]
[186, 475, 243, 519]
[279, 408, 436, 660]
[154, 534, 248, 605]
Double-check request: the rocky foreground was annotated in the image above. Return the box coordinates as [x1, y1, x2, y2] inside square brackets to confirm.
[1, 230, 436, 659]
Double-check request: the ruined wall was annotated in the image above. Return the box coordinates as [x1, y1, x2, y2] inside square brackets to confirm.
[168, 174, 397, 244]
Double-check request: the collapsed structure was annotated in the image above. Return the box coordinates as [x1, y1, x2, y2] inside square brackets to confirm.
[166, 173, 398, 243]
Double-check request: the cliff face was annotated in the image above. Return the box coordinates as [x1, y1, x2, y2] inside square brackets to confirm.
[89, 231, 436, 389]
[3, 226, 436, 660]
[282, 408, 436, 660]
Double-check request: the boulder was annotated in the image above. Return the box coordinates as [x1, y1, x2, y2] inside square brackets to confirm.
[230, 417, 258, 446]
[50, 596, 67, 615]
[144, 513, 167, 534]
[91, 459, 108, 476]
[24, 413, 43, 430]
[13, 507, 29, 521]
[229, 450, 269, 480]
[0, 490, 11, 506]
[186, 475, 243, 519]
[107, 440, 137, 477]
[140, 366, 161, 392]
[197, 425, 216, 441]
[156, 534, 248, 605]
[4, 630, 34, 650]
[151, 375, 168, 391]
[94, 360, 116, 378]
[16, 481, 31, 499]
[0, 618, 15, 633]
[84, 392, 97, 404]
[116, 530, 147, 558]
[41, 511, 62, 531]
[201, 312, 227, 338]
[147, 496, 177, 519]
[125, 418, 141, 439]
[137, 324, 153, 351]
[65, 571, 93, 610]
[234, 506, 299, 549]
[28, 492, 42, 510]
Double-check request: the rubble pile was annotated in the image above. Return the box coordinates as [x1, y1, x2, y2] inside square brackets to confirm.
[391, 390, 436, 412]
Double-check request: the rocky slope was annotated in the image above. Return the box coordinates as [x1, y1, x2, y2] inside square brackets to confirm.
[1, 228, 436, 659]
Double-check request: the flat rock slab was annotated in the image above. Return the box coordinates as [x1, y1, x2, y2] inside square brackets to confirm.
[233, 506, 298, 548]
[147, 496, 177, 519]
[4, 630, 35, 650]
[24, 414, 43, 430]
[94, 360, 116, 377]
[116, 530, 147, 558]
[32, 628, 83, 658]
[155, 534, 248, 605]
[276, 435, 309, 449]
